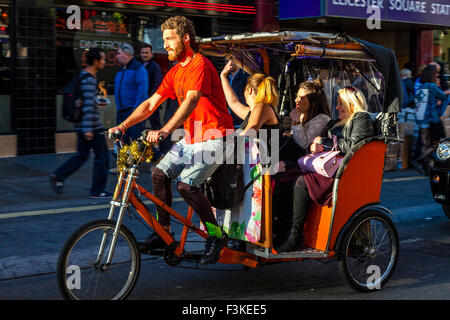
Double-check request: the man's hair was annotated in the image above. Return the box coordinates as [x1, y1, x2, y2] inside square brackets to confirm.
[86, 48, 105, 65]
[420, 65, 437, 83]
[161, 16, 198, 51]
[139, 42, 153, 52]
[401, 68, 412, 78]
[119, 43, 135, 56]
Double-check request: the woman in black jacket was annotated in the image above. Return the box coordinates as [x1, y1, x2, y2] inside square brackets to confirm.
[278, 86, 375, 252]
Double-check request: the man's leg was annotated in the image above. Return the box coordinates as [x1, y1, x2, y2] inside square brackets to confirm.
[138, 140, 188, 253]
[50, 131, 90, 194]
[176, 138, 228, 264]
[90, 129, 110, 197]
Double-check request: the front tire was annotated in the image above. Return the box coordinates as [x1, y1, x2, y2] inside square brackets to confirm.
[338, 211, 399, 292]
[57, 219, 141, 300]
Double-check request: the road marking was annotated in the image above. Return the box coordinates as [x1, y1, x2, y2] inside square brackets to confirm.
[400, 238, 424, 244]
[0, 197, 185, 220]
[383, 176, 427, 183]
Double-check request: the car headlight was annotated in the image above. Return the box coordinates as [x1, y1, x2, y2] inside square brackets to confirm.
[437, 141, 450, 161]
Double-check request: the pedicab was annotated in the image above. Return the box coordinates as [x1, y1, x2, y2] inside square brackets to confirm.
[56, 31, 402, 300]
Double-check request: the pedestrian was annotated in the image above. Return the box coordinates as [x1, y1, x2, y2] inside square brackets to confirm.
[110, 43, 149, 173]
[139, 42, 165, 160]
[109, 16, 234, 265]
[224, 59, 249, 127]
[401, 68, 415, 110]
[114, 43, 149, 144]
[415, 65, 450, 174]
[139, 43, 163, 130]
[49, 48, 111, 198]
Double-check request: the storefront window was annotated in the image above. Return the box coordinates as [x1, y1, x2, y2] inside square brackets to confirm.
[0, 4, 11, 133]
[56, 8, 137, 131]
[55, 8, 173, 131]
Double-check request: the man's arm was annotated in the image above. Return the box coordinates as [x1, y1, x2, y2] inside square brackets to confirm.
[160, 90, 201, 134]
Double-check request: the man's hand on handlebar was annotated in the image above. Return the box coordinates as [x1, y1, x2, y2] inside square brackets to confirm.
[146, 130, 168, 143]
[108, 125, 125, 141]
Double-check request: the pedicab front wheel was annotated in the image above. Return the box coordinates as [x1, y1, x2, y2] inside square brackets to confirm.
[57, 219, 141, 300]
[338, 211, 399, 292]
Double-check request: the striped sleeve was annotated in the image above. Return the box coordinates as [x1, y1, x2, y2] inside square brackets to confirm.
[78, 74, 102, 133]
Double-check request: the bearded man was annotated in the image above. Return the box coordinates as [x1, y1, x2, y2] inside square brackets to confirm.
[109, 16, 234, 265]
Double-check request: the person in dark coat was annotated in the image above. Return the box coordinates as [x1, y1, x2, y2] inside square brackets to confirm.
[277, 86, 375, 252]
[139, 43, 165, 160]
[224, 60, 249, 127]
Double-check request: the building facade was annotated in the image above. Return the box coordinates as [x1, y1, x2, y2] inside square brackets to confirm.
[279, 0, 450, 77]
[1, 0, 275, 156]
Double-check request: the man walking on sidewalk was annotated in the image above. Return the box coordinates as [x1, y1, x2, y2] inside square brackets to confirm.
[49, 48, 111, 198]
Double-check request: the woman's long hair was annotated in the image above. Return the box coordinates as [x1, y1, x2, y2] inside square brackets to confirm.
[246, 73, 280, 110]
[337, 86, 368, 127]
[298, 79, 331, 124]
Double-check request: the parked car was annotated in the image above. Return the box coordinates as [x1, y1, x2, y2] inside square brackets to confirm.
[429, 138, 450, 219]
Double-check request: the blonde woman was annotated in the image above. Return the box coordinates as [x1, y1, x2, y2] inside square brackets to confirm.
[220, 61, 280, 137]
[278, 86, 375, 252]
[221, 62, 280, 165]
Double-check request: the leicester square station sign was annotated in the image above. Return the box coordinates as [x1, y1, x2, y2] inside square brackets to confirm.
[279, 0, 450, 27]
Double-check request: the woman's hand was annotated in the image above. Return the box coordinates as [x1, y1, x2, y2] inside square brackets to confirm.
[310, 137, 324, 154]
[310, 142, 324, 154]
[220, 60, 233, 79]
[289, 108, 301, 123]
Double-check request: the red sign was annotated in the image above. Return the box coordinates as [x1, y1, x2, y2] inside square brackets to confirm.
[56, 8, 130, 35]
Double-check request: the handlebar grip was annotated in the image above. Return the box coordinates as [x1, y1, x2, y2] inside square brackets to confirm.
[109, 130, 123, 140]
[141, 129, 166, 142]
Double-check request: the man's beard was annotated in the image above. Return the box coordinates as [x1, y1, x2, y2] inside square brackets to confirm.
[167, 42, 185, 61]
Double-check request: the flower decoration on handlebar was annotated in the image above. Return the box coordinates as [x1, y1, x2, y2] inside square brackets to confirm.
[116, 139, 153, 172]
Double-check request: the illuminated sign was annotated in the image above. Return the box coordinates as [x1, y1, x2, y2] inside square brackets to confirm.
[56, 9, 131, 35]
[59, 0, 256, 15]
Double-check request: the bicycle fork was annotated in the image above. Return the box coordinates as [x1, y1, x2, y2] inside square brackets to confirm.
[96, 167, 137, 270]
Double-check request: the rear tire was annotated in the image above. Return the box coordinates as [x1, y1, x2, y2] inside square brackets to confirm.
[338, 211, 399, 292]
[442, 205, 450, 219]
[57, 219, 141, 300]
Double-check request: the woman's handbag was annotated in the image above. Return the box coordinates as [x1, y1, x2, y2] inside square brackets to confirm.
[297, 136, 343, 178]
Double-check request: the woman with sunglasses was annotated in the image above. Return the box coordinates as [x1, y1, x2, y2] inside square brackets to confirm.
[278, 86, 375, 252]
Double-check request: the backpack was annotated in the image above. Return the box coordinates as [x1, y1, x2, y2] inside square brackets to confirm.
[62, 72, 92, 123]
[203, 163, 245, 210]
[203, 136, 261, 210]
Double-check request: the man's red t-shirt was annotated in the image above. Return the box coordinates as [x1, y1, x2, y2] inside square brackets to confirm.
[156, 53, 234, 144]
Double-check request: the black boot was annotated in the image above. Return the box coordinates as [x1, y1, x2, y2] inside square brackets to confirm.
[138, 230, 174, 254]
[200, 232, 229, 265]
[278, 186, 309, 252]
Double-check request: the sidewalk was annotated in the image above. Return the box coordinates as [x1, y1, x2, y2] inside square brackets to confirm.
[0, 152, 156, 215]
[0, 151, 427, 216]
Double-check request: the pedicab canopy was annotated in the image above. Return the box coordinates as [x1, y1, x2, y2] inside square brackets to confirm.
[198, 31, 403, 117]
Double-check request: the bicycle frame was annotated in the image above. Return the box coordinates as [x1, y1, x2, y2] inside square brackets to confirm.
[98, 163, 260, 269]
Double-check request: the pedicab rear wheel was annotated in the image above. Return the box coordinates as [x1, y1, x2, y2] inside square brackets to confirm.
[57, 219, 141, 300]
[338, 211, 399, 292]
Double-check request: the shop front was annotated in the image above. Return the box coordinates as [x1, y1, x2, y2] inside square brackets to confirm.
[0, 1, 13, 156]
[279, 0, 450, 73]
[2, 0, 258, 156]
